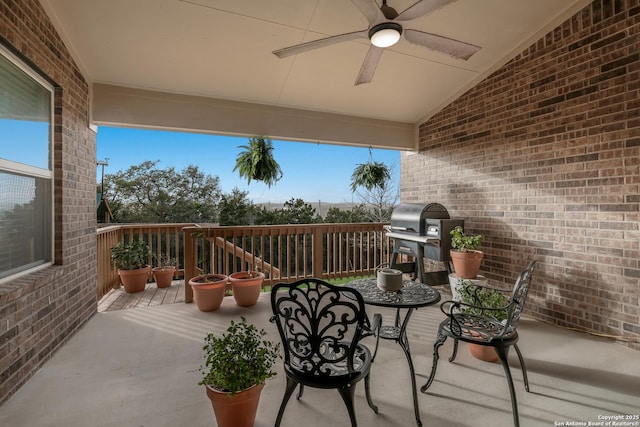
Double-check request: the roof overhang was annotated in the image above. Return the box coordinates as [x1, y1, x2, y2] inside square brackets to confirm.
[40, 0, 591, 149]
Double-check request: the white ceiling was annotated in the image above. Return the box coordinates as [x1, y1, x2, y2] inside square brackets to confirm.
[41, 0, 588, 126]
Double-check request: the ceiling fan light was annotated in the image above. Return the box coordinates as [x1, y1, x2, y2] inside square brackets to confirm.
[369, 23, 402, 48]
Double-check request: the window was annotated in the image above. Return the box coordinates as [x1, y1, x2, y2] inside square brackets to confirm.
[0, 45, 54, 280]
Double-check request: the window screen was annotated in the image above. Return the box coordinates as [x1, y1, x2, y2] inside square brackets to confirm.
[0, 48, 53, 280]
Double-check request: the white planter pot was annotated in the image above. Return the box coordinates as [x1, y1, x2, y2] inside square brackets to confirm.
[448, 273, 488, 301]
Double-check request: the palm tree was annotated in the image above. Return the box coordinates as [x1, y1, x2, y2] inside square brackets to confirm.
[233, 137, 283, 188]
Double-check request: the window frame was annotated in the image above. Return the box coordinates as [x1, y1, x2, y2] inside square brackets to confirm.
[0, 43, 55, 282]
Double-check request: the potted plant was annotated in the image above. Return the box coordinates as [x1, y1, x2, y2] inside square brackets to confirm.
[233, 136, 283, 188]
[350, 147, 391, 192]
[457, 281, 509, 362]
[228, 270, 265, 307]
[449, 225, 483, 279]
[110, 239, 152, 293]
[188, 230, 230, 311]
[199, 317, 280, 427]
[152, 254, 176, 288]
[189, 273, 229, 311]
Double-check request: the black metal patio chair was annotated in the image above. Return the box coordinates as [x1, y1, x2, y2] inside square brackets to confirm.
[270, 278, 381, 427]
[420, 260, 537, 427]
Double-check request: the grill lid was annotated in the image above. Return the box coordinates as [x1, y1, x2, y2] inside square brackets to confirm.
[390, 203, 450, 235]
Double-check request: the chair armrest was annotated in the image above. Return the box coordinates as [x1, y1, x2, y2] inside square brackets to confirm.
[440, 299, 459, 316]
[444, 300, 513, 314]
[454, 283, 512, 322]
[457, 283, 509, 303]
[441, 298, 515, 339]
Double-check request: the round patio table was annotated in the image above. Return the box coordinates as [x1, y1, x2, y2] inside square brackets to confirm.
[345, 278, 441, 427]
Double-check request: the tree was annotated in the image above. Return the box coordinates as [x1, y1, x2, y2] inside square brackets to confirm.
[218, 187, 257, 226]
[254, 198, 321, 225]
[324, 204, 370, 223]
[254, 207, 283, 225]
[233, 136, 283, 188]
[354, 182, 398, 222]
[103, 160, 222, 223]
[351, 160, 400, 222]
[280, 198, 321, 224]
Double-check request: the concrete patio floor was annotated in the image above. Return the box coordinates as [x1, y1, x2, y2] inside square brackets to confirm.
[1, 292, 639, 427]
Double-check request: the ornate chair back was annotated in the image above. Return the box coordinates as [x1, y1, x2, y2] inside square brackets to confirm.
[503, 260, 537, 337]
[421, 260, 538, 427]
[271, 278, 368, 379]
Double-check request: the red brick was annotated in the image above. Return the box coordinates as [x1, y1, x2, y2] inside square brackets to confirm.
[0, 0, 96, 405]
[410, 0, 640, 350]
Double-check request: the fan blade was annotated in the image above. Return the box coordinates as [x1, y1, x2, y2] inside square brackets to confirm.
[396, 0, 457, 22]
[351, 0, 385, 26]
[404, 29, 480, 60]
[355, 45, 384, 85]
[273, 30, 368, 58]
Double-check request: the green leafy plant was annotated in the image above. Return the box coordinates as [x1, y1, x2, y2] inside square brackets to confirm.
[110, 240, 151, 270]
[199, 317, 280, 394]
[350, 148, 391, 192]
[233, 136, 283, 188]
[450, 225, 482, 252]
[457, 281, 509, 322]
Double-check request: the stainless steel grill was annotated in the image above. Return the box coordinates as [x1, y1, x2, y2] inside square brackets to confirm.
[386, 203, 463, 285]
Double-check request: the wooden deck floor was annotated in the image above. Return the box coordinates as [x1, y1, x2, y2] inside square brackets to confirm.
[97, 280, 186, 312]
[97, 276, 383, 312]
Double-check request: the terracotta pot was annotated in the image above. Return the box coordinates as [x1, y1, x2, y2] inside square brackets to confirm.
[118, 265, 151, 293]
[229, 271, 265, 307]
[189, 274, 228, 311]
[152, 266, 175, 288]
[469, 343, 499, 362]
[205, 383, 264, 427]
[450, 250, 483, 279]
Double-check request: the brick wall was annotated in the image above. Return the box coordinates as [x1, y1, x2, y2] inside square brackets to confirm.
[404, 0, 639, 349]
[0, 0, 97, 404]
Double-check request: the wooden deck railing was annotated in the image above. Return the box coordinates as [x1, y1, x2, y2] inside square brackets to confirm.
[182, 223, 392, 302]
[96, 223, 196, 300]
[97, 222, 393, 303]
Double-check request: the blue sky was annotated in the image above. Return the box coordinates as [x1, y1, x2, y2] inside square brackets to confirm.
[96, 126, 400, 204]
[2, 120, 50, 170]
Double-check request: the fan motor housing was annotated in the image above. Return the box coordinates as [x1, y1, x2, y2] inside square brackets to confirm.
[369, 22, 403, 41]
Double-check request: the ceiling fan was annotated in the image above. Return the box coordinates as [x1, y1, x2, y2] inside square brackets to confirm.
[273, 0, 480, 85]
